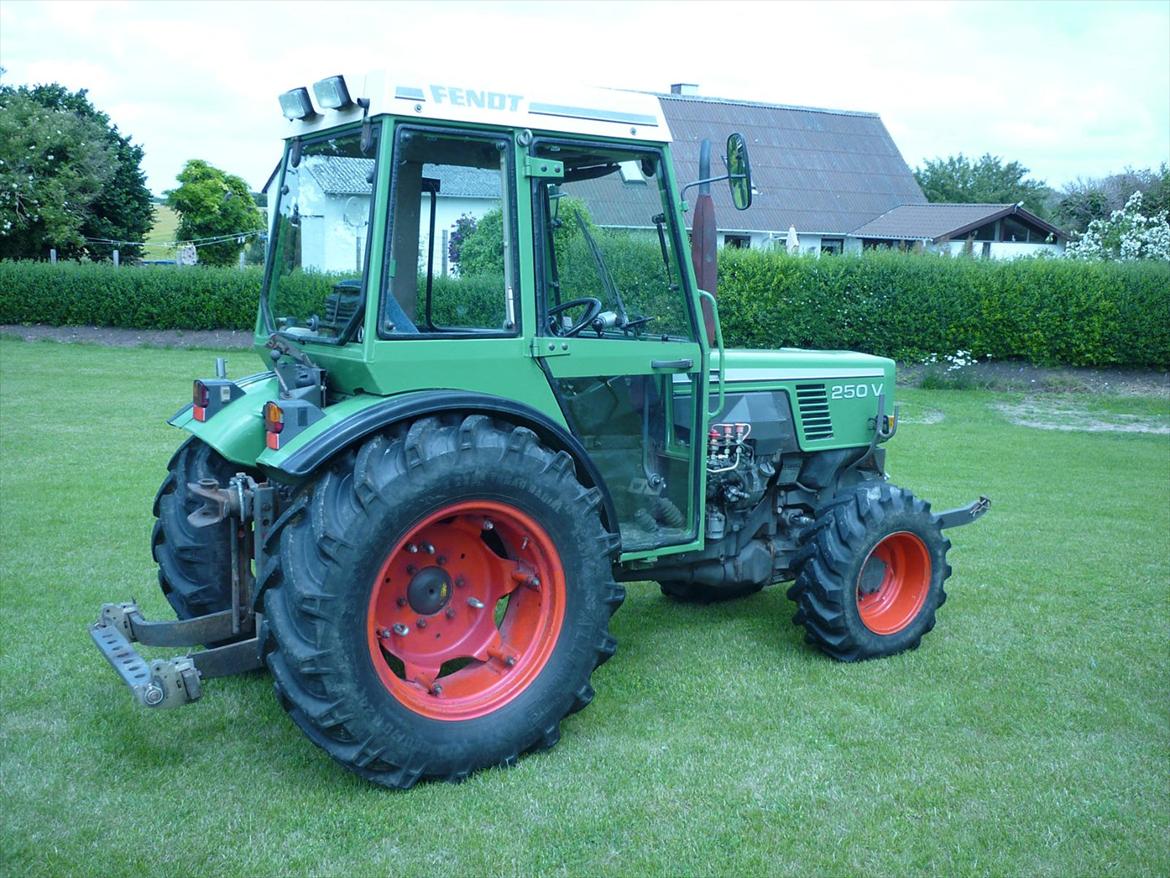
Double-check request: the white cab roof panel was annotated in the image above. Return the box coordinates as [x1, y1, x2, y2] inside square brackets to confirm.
[284, 72, 671, 143]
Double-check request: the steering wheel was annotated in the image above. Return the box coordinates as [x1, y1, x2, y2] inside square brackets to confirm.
[547, 297, 603, 337]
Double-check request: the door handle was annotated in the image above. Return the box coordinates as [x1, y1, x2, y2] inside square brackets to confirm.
[650, 358, 693, 371]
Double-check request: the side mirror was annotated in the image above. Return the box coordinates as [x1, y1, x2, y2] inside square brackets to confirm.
[726, 133, 752, 210]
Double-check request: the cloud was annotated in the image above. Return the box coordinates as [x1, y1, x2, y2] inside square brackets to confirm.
[1, 0, 1166, 193]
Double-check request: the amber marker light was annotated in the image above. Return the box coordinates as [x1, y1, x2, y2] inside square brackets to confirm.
[264, 401, 285, 449]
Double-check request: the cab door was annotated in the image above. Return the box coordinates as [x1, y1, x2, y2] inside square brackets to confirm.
[527, 139, 706, 557]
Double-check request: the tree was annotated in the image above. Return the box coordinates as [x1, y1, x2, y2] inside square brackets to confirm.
[1057, 164, 1170, 234]
[0, 81, 152, 261]
[914, 153, 1052, 218]
[1065, 190, 1170, 261]
[452, 196, 594, 277]
[451, 209, 503, 276]
[166, 160, 264, 266]
[447, 213, 478, 268]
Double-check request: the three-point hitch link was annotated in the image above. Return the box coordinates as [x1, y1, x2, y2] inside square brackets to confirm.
[88, 475, 276, 708]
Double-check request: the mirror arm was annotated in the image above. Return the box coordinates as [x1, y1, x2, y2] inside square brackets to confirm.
[678, 174, 730, 199]
[680, 173, 741, 198]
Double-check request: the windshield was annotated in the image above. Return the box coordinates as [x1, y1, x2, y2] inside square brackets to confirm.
[535, 143, 694, 342]
[262, 126, 381, 343]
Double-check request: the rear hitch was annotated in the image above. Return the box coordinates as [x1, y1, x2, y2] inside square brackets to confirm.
[89, 601, 263, 708]
[89, 473, 274, 709]
[934, 496, 991, 530]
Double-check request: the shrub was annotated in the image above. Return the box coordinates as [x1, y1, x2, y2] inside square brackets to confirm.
[0, 262, 262, 331]
[2, 250, 1167, 368]
[717, 249, 1170, 368]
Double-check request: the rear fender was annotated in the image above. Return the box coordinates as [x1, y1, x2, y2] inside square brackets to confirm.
[168, 372, 278, 468]
[258, 390, 620, 537]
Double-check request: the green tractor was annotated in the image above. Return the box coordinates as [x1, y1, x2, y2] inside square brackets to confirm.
[91, 73, 988, 788]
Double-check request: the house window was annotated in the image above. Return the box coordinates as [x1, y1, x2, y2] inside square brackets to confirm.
[724, 234, 750, 249]
[821, 238, 844, 254]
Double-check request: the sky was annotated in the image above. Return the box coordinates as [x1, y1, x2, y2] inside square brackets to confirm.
[1, 0, 1167, 196]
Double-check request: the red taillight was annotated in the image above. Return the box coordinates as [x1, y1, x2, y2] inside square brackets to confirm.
[193, 381, 209, 422]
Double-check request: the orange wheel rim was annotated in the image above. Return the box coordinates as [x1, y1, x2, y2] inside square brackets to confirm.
[856, 531, 931, 635]
[367, 501, 566, 721]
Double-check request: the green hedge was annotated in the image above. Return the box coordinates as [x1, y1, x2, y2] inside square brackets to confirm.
[0, 262, 262, 331]
[718, 250, 1170, 368]
[2, 252, 1168, 367]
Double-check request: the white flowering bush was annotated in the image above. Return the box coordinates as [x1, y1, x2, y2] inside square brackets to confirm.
[918, 350, 987, 389]
[1066, 191, 1170, 261]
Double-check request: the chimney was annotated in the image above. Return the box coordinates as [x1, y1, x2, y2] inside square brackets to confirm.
[670, 83, 699, 96]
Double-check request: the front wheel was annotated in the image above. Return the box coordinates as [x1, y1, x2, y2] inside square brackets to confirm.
[787, 483, 951, 661]
[263, 415, 624, 788]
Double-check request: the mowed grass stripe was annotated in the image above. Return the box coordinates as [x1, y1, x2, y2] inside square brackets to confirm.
[0, 339, 1166, 877]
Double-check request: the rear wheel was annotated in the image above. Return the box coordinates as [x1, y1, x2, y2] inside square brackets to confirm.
[263, 415, 624, 788]
[787, 483, 951, 661]
[152, 438, 254, 620]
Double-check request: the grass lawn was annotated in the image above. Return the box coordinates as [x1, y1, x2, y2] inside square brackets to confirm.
[1, 339, 1167, 877]
[142, 204, 180, 261]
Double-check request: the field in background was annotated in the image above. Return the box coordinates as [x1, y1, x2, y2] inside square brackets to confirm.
[0, 339, 1167, 877]
[141, 203, 180, 261]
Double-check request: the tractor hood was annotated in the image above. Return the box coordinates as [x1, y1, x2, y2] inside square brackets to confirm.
[712, 348, 896, 451]
[716, 348, 895, 387]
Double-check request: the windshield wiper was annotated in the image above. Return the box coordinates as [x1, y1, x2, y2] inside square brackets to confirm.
[652, 213, 675, 289]
[575, 214, 630, 328]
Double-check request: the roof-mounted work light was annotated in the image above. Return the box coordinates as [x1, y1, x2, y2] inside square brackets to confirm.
[279, 87, 316, 121]
[313, 75, 353, 110]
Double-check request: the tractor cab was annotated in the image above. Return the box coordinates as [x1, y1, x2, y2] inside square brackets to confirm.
[256, 74, 752, 556]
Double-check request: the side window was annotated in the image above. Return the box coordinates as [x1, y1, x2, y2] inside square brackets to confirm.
[381, 128, 517, 336]
[533, 142, 695, 341]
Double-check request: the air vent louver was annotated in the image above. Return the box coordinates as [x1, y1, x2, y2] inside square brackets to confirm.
[795, 384, 833, 440]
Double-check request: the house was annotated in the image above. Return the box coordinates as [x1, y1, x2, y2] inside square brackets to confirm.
[580, 85, 1066, 258]
[851, 202, 1066, 258]
[265, 158, 500, 274]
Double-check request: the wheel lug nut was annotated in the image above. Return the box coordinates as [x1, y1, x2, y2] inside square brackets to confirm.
[528, 576, 541, 590]
[431, 684, 442, 696]
[417, 618, 427, 629]
[504, 656, 517, 667]
[482, 518, 494, 531]
[396, 597, 407, 607]
[455, 576, 465, 588]
[392, 623, 410, 636]
[406, 543, 418, 554]
[377, 627, 391, 638]
[423, 543, 435, 554]
[445, 607, 456, 619]
[467, 597, 485, 609]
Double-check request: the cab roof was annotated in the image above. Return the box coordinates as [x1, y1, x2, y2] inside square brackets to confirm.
[283, 71, 672, 144]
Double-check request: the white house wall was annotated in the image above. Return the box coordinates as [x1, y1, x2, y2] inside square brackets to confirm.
[939, 240, 1064, 259]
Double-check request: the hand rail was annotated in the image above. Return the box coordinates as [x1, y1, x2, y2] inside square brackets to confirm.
[699, 290, 725, 419]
